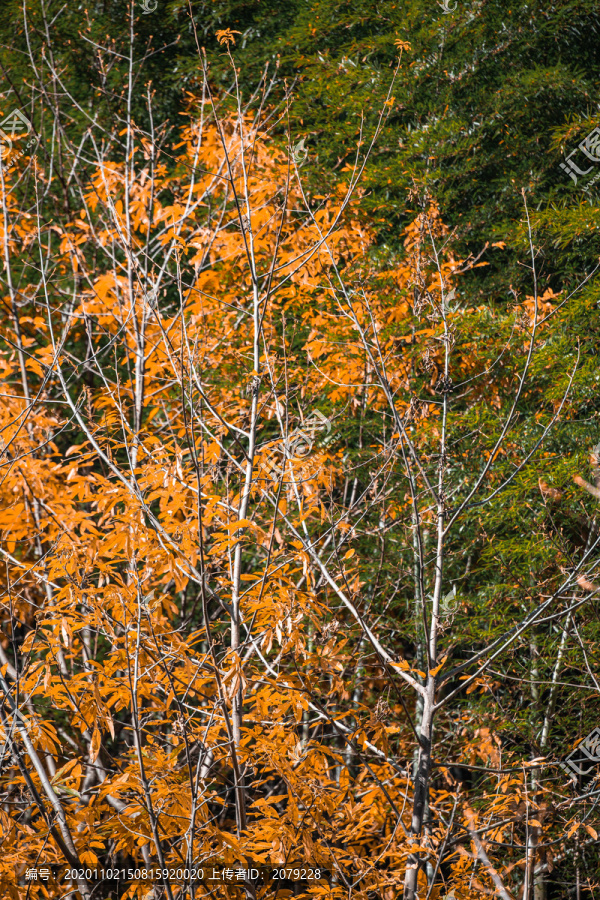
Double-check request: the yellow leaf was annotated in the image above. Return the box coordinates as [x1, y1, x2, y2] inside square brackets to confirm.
[215, 28, 241, 46]
[429, 655, 448, 677]
[391, 659, 410, 671]
[90, 726, 101, 763]
[224, 518, 254, 532]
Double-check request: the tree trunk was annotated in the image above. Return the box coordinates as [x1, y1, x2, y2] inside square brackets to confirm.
[404, 685, 435, 900]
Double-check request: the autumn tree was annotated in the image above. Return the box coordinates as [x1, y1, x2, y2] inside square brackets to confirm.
[1, 6, 600, 900]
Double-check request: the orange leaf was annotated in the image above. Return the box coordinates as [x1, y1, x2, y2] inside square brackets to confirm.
[90, 726, 101, 763]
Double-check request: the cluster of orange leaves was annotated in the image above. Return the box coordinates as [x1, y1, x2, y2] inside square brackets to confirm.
[0, 97, 528, 898]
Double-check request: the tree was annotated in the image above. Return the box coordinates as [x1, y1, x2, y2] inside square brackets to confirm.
[2, 6, 600, 900]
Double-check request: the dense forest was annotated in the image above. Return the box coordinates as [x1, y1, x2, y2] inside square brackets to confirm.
[1, 1, 600, 898]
